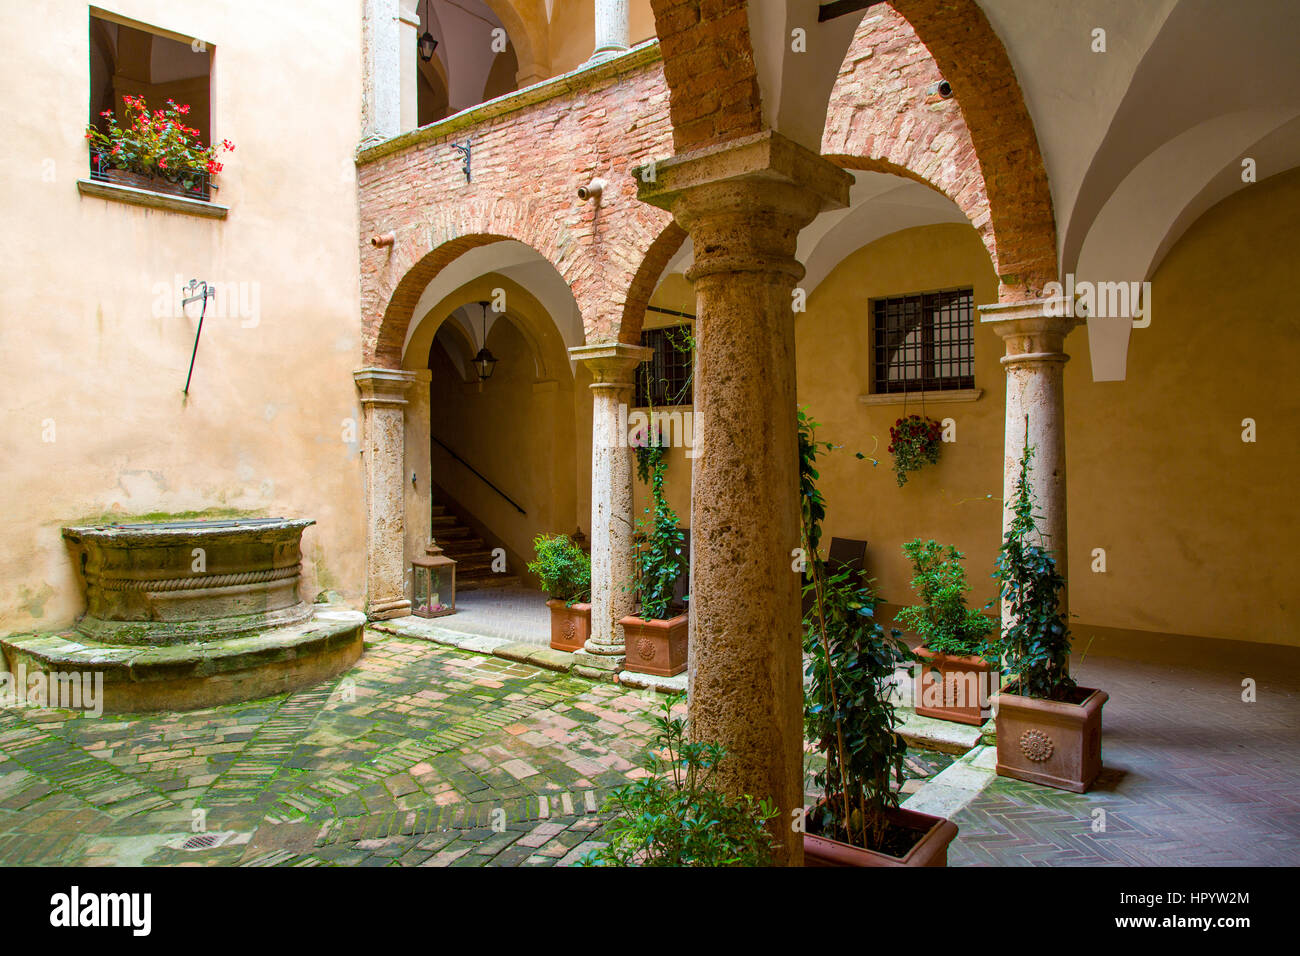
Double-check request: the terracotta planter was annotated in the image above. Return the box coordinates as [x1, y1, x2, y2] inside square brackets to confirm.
[619, 613, 687, 676]
[913, 646, 996, 725]
[993, 684, 1108, 793]
[803, 805, 958, 867]
[546, 600, 590, 652]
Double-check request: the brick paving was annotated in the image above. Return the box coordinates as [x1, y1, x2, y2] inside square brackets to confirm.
[949, 646, 1300, 866]
[0, 632, 659, 866]
[2, 625, 1293, 866]
[0, 629, 941, 867]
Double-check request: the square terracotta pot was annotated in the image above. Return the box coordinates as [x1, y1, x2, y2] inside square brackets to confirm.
[803, 806, 958, 867]
[993, 684, 1108, 793]
[619, 613, 688, 676]
[913, 646, 997, 726]
[546, 600, 590, 652]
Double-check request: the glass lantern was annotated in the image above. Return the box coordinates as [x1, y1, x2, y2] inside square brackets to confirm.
[412, 542, 456, 618]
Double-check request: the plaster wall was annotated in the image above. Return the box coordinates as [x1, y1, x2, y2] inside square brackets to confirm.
[0, 0, 367, 633]
[795, 178, 1300, 647]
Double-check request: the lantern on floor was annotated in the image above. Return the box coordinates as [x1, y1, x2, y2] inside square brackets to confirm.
[412, 542, 456, 618]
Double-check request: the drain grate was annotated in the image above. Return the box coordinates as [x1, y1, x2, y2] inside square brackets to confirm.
[172, 831, 237, 852]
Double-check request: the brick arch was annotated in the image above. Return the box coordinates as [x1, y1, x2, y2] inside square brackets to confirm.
[364, 194, 677, 367]
[887, 0, 1056, 296]
[823, 6, 996, 276]
[619, 221, 689, 344]
[648, 0, 1058, 297]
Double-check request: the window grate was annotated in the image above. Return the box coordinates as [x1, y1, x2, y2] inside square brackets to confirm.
[635, 325, 693, 407]
[872, 288, 975, 393]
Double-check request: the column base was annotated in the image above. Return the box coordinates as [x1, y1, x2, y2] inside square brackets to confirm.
[572, 646, 625, 681]
[367, 598, 411, 621]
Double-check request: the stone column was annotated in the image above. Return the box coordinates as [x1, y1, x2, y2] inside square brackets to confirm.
[568, 343, 650, 678]
[639, 131, 851, 866]
[363, 0, 420, 144]
[589, 0, 630, 61]
[979, 298, 1081, 620]
[354, 367, 418, 619]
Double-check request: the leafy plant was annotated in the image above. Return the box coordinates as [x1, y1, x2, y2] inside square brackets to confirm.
[527, 533, 590, 604]
[86, 95, 233, 189]
[799, 409, 915, 854]
[888, 414, 943, 486]
[895, 539, 993, 658]
[579, 695, 778, 867]
[986, 427, 1076, 702]
[630, 441, 686, 620]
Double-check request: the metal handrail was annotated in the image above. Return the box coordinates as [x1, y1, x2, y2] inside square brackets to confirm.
[431, 435, 526, 516]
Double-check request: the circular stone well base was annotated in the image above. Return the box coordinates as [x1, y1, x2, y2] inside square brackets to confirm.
[0, 608, 365, 714]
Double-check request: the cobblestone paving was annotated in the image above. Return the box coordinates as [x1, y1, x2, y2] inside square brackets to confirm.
[0, 630, 946, 867]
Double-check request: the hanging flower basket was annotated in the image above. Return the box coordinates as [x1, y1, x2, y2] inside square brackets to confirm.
[888, 414, 942, 486]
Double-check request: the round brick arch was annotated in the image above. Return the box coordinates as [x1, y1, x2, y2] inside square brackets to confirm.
[363, 196, 675, 368]
[648, 0, 1058, 296]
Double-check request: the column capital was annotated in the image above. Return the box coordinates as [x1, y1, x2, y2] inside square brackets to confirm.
[354, 367, 418, 405]
[568, 342, 651, 386]
[979, 298, 1083, 364]
[636, 130, 851, 221]
[636, 131, 851, 282]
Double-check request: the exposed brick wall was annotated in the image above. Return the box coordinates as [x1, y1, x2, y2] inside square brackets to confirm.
[359, 3, 1059, 367]
[648, 0, 763, 151]
[358, 61, 677, 368]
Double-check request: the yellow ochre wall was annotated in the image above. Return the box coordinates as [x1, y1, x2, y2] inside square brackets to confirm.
[637, 172, 1300, 648]
[0, 1, 368, 632]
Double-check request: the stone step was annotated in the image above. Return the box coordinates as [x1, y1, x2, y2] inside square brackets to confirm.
[440, 538, 486, 554]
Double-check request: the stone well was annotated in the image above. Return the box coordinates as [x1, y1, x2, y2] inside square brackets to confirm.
[61, 517, 317, 644]
[0, 517, 364, 713]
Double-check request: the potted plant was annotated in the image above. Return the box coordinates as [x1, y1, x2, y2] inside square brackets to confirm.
[799, 409, 958, 866]
[620, 443, 688, 676]
[579, 695, 778, 866]
[888, 414, 943, 486]
[896, 539, 996, 725]
[985, 433, 1107, 793]
[86, 95, 233, 199]
[527, 533, 591, 652]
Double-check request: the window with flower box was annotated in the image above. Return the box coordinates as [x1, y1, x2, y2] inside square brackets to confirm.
[86, 12, 228, 203]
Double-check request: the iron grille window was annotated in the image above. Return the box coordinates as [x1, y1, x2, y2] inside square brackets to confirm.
[872, 288, 975, 393]
[635, 325, 693, 407]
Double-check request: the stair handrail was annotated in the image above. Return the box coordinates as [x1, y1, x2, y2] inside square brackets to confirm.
[431, 435, 527, 516]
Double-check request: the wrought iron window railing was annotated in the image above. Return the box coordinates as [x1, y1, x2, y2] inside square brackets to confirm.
[89, 148, 214, 202]
[636, 325, 693, 407]
[872, 287, 975, 393]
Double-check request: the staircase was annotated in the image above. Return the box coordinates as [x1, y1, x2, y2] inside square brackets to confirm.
[431, 502, 521, 592]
